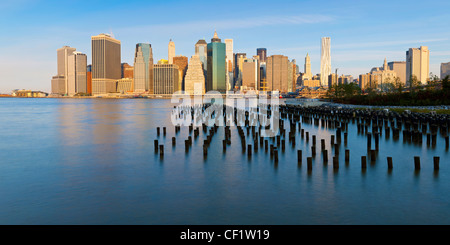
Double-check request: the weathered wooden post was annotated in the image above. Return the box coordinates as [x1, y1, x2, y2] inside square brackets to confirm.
[414, 156, 420, 170]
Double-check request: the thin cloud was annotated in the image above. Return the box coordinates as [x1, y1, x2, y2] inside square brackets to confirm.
[116, 14, 335, 34]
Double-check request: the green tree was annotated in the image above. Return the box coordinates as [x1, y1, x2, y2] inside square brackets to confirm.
[408, 75, 421, 94]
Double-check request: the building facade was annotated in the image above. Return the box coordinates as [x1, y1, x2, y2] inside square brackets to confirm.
[52, 46, 76, 95]
[266, 55, 289, 92]
[91, 33, 121, 95]
[241, 58, 259, 91]
[168, 39, 175, 64]
[441, 62, 450, 79]
[195, 39, 207, 73]
[184, 55, 205, 95]
[153, 64, 180, 95]
[224, 39, 234, 91]
[388, 61, 406, 84]
[234, 53, 247, 88]
[320, 37, 331, 87]
[173, 55, 189, 91]
[67, 52, 87, 96]
[206, 31, 227, 92]
[256, 48, 267, 63]
[406, 46, 429, 84]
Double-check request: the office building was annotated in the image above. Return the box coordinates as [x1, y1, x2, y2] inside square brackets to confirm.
[242, 58, 259, 90]
[406, 46, 429, 84]
[195, 39, 207, 72]
[87, 65, 92, 95]
[51, 75, 66, 95]
[266, 54, 289, 92]
[91, 33, 121, 95]
[441, 62, 450, 79]
[303, 53, 312, 81]
[173, 55, 189, 90]
[206, 31, 226, 92]
[388, 61, 406, 84]
[67, 51, 87, 96]
[320, 37, 331, 87]
[225, 39, 234, 90]
[168, 39, 175, 64]
[52, 46, 76, 95]
[234, 53, 247, 88]
[184, 55, 205, 95]
[121, 63, 134, 79]
[134, 45, 146, 92]
[257, 48, 267, 63]
[153, 64, 180, 94]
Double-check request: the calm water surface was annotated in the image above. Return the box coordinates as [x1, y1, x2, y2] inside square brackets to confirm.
[0, 98, 449, 225]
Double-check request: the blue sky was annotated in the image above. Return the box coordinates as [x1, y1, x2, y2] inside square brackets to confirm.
[0, 0, 449, 93]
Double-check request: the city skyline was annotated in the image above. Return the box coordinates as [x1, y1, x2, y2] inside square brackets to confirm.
[1, 0, 450, 93]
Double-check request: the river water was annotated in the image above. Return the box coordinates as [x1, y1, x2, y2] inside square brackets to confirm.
[0, 98, 449, 225]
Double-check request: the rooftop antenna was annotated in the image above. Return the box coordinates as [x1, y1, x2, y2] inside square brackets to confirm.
[109, 28, 115, 38]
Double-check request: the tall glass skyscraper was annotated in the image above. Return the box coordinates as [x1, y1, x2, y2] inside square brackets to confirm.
[206, 31, 226, 92]
[320, 37, 331, 87]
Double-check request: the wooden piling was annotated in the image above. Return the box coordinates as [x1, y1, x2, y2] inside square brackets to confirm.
[434, 156, 440, 170]
[387, 157, 393, 169]
[414, 156, 420, 170]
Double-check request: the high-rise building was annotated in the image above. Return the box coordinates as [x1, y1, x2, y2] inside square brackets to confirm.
[257, 48, 267, 63]
[441, 62, 450, 79]
[168, 39, 175, 64]
[173, 55, 189, 90]
[320, 37, 331, 87]
[153, 64, 180, 94]
[67, 52, 87, 96]
[133, 43, 153, 92]
[259, 62, 267, 91]
[406, 46, 429, 84]
[195, 39, 207, 73]
[121, 63, 134, 79]
[303, 53, 312, 81]
[134, 46, 146, 92]
[224, 39, 234, 91]
[266, 55, 289, 92]
[242, 58, 259, 90]
[91, 33, 121, 95]
[206, 31, 226, 92]
[184, 55, 205, 95]
[53, 45, 76, 95]
[87, 65, 92, 95]
[51, 75, 65, 95]
[388, 61, 406, 84]
[234, 53, 247, 88]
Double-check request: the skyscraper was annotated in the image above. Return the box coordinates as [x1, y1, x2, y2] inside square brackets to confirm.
[184, 55, 205, 95]
[388, 61, 406, 84]
[441, 62, 450, 79]
[406, 46, 429, 84]
[87, 65, 92, 95]
[168, 39, 175, 64]
[54, 45, 76, 95]
[134, 46, 146, 92]
[303, 53, 312, 81]
[234, 53, 247, 88]
[173, 55, 188, 90]
[224, 39, 234, 91]
[195, 39, 207, 73]
[206, 31, 226, 92]
[320, 37, 331, 87]
[242, 58, 259, 90]
[133, 43, 153, 92]
[153, 64, 180, 94]
[91, 33, 121, 95]
[266, 55, 289, 92]
[67, 51, 87, 96]
[257, 48, 267, 63]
